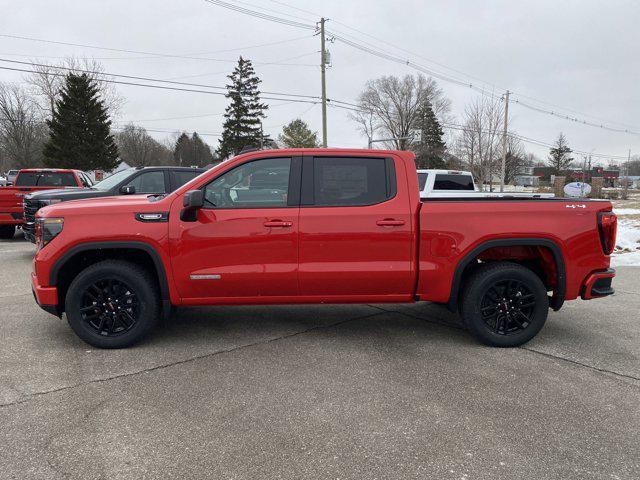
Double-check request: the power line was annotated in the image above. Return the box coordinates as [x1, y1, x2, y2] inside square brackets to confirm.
[0, 32, 315, 64]
[0, 58, 321, 102]
[202, 0, 315, 30]
[0, 64, 321, 104]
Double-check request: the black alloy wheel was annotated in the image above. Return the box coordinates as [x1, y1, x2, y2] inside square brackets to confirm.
[461, 262, 549, 347]
[479, 279, 536, 335]
[80, 278, 139, 337]
[65, 260, 160, 348]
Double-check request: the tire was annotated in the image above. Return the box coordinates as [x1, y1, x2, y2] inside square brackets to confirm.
[460, 262, 549, 347]
[65, 260, 160, 348]
[0, 225, 15, 239]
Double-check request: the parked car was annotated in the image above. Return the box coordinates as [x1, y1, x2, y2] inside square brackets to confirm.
[5, 169, 19, 186]
[31, 148, 616, 349]
[23, 166, 206, 242]
[0, 168, 89, 239]
[418, 169, 554, 199]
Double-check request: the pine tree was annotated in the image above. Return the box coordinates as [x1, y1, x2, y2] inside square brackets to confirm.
[278, 119, 320, 148]
[548, 133, 573, 174]
[217, 57, 269, 159]
[43, 73, 118, 171]
[414, 101, 446, 169]
[174, 132, 217, 166]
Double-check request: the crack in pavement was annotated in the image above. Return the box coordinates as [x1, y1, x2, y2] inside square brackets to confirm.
[520, 346, 640, 383]
[0, 311, 384, 409]
[369, 304, 640, 384]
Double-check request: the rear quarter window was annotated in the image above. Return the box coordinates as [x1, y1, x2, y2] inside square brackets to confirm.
[433, 174, 474, 191]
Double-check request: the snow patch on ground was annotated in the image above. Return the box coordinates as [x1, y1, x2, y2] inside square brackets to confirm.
[614, 208, 640, 215]
[611, 217, 640, 266]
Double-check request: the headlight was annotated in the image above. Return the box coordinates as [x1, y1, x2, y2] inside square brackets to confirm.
[36, 217, 64, 250]
[40, 199, 63, 206]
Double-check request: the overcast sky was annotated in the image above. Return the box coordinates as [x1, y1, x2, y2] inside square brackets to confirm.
[2, 0, 639, 164]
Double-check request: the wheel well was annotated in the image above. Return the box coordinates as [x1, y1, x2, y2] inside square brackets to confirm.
[450, 240, 566, 312]
[53, 248, 161, 314]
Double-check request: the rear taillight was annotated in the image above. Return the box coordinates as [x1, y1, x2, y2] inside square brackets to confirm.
[598, 211, 617, 255]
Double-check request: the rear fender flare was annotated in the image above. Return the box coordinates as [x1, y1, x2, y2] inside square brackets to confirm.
[447, 238, 566, 312]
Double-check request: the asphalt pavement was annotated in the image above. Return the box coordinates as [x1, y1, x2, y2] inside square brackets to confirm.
[0, 231, 638, 479]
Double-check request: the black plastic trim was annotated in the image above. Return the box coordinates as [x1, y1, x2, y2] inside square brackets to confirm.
[447, 237, 566, 312]
[135, 212, 169, 223]
[49, 241, 172, 319]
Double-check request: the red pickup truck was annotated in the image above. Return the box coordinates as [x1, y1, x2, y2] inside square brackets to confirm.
[0, 168, 89, 238]
[30, 149, 617, 349]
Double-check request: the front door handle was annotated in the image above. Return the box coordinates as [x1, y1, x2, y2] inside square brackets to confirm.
[376, 219, 405, 227]
[264, 220, 292, 228]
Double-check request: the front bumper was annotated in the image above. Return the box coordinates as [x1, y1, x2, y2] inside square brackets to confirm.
[31, 272, 60, 316]
[581, 268, 615, 300]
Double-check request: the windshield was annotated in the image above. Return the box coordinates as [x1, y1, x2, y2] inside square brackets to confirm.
[93, 168, 135, 191]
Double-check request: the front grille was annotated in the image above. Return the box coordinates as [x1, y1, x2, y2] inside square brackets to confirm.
[22, 198, 40, 238]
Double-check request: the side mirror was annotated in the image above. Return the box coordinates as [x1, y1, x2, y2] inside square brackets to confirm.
[180, 190, 204, 222]
[120, 185, 135, 194]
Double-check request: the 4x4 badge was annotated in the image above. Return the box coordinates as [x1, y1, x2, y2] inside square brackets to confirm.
[566, 204, 586, 209]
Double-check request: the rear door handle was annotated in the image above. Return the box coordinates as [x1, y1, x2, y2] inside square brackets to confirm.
[376, 219, 405, 227]
[264, 220, 292, 228]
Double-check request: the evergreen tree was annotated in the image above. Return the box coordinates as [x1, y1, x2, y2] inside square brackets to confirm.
[173, 132, 217, 166]
[414, 101, 446, 169]
[43, 73, 118, 171]
[278, 119, 320, 148]
[547, 133, 573, 174]
[217, 57, 269, 158]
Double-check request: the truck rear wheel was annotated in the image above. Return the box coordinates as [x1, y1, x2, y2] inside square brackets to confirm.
[0, 225, 15, 239]
[65, 260, 160, 348]
[460, 262, 549, 347]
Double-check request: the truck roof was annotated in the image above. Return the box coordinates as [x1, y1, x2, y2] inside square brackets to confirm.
[18, 168, 82, 173]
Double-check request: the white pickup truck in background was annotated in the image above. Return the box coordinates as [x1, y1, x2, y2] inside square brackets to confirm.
[418, 169, 555, 199]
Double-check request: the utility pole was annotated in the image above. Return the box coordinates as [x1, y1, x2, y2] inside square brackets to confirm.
[623, 148, 631, 199]
[320, 17, 328, 148]
[500, 90, 510, 192]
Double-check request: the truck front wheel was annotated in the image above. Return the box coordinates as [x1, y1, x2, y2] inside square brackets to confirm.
[65, 260, 160, 348]
[460, 262, 549, 347]
[0, 225, 15, 239]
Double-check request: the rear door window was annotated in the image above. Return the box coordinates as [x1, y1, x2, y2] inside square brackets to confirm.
[433, 174, 474, 190]
[311, 157, 393, 206]
[123, 171, 167, 194]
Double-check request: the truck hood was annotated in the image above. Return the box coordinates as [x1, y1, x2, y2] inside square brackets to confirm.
[37, 194, 168, 217]
[26, 187, 90, 200]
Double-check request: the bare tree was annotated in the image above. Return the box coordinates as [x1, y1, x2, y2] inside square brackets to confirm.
[0, 83, 47, 171]
[353, 74, 451, 150]
[503, 134, 527, 184]
[455, 96, 504, 190]
[25, 57, 124, 119]
[115, 124, 172, 167]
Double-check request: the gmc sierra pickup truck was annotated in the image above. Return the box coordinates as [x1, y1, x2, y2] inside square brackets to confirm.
[23, 166, 205, 242]
[0, 168, 89, 239]
[30, 149, 617, 349]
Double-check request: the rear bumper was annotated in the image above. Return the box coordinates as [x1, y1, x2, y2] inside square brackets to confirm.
[31, 272, 60, 316]
[581, 268, 615, 300]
